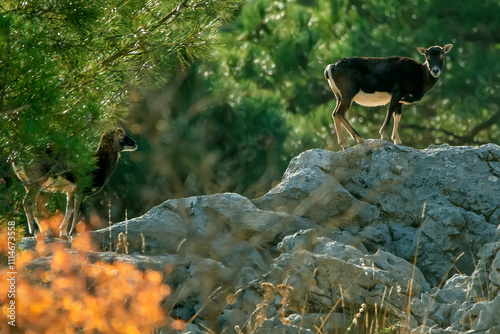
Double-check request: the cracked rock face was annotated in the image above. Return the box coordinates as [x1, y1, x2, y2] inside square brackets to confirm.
[66, 141, 500, 332]
[254, 140, 500, 284]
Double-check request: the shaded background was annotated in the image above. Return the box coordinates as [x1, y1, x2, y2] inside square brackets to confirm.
[2, 0, 500, 231]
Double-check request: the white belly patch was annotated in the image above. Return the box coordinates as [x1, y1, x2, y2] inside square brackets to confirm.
[353, 90, 392, 107]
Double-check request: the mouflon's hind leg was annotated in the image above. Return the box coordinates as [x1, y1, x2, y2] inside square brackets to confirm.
[332, 103, 348, 150]
[23, 187, 42, 235]
[59, 193, 75, 237]
[67, 193, 82, 236]
[379, 108, 392, 141]
[333, 96, 363, 149]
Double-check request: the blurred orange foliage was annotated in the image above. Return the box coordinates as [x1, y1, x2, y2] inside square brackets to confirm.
[37, 213, 65, 237]
[0, 231, 174, 333]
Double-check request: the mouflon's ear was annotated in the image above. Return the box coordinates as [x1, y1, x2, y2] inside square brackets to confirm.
[417, 47, 427, 55]
[443, 44, 453, 53]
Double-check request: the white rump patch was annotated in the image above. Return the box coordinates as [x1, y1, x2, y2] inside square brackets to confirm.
[353, 90, 391, 107]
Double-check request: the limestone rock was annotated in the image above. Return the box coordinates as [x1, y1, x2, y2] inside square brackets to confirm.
[90, 192, 316, 259]
[20, 142, 500, 333]
[260, 237, 428, 322]
[471, 296, 500, 331]
[287, 313, 347, 333]
[256, 141, 500, 284]
[252, 317, 313, 334]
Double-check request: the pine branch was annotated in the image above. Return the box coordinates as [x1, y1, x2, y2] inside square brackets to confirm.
[151, 0, 190, 30]
[468, 110, 500, 139]
[100, 1, 190, 68]
[404, 123, 490, 146]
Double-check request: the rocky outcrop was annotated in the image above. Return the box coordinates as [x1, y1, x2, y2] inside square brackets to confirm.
[24, 140, 500, 333]
[253, 140, 499, 284]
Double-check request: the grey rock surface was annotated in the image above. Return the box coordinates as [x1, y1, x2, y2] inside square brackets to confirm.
[22, 141, 500, 333]
[255, 141, 500, 284]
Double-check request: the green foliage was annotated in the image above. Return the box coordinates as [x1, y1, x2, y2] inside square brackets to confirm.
[0, 0, 241, 227]
[115, 62, 290, 217]
[1, 0, 241, 152]
[4, 0, 500, 228]
[115, 0, 500, 222]
[214, 0, 500, 149]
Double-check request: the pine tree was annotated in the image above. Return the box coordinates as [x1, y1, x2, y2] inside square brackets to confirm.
[0, 0, 241, 223]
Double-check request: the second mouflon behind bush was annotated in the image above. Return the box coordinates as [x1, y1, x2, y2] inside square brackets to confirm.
[13, 128, 138, 237]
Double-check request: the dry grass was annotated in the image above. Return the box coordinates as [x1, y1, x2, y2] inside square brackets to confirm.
[242, 280, 403, 334]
